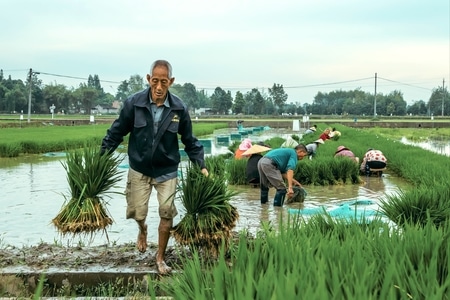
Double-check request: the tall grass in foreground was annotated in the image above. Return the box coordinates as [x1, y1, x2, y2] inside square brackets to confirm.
[156, 215, 450, 299]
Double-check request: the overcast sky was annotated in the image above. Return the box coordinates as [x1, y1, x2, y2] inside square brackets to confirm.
[1, 0, 449, 105]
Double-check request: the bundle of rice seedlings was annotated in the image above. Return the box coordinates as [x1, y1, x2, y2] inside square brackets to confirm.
[172, 162, 239, 258]
[52, 146, 124, 237]
[285, 186, 307, 204]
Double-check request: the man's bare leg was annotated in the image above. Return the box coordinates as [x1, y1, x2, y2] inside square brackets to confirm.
[136, 219, 147, 253]
[156, 217, 173, 274]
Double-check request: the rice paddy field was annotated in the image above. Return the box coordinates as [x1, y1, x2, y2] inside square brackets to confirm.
[1, 120, 450, 298]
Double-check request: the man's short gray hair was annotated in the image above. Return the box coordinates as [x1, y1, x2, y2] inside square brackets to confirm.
[150, 60, 173, 78]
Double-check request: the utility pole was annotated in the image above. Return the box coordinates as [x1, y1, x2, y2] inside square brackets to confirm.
[374, 73, 377, 117]
[27, 68, 39, 123]
[442, 78, 445, 117]
[27, 68, 32, 123]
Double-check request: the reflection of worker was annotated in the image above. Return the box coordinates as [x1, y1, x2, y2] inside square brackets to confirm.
[257, 144, 308, 206]
[101, 60, 208, 275]
[235, 138, 252, 159]
[360, 148, 387, 175]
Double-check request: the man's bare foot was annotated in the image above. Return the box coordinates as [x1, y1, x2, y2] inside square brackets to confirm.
[156, 261, 172, 275]
[136, 224, 147, 253]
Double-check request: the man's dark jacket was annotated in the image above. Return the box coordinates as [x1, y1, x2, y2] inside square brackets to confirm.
[101, 88, 205, 178]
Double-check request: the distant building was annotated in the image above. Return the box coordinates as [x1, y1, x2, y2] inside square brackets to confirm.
[92, 103, 120, 115]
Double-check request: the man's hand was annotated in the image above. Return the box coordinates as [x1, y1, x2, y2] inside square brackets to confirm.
[292, 179, 302, 187]
[287, 187, 294, 198]
[201, 168, 209, 177]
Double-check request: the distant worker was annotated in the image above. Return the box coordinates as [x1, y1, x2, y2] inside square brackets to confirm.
[235, 138, 252, 159]
[305, 139, 324, 160]
[328, 127, 341, 140]
[236, 120, 244, 130]
[360, 148, 387, 176]
[334, 145, 359, 163]
[304, 125, 317, 135]
[319, 128, 331, 141]
[244, 142, 272, 187]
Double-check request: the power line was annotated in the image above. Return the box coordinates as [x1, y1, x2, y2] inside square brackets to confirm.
[283, 77, 374, 89]
[36, 71, 122, 84]
[377, 76, 433, 91]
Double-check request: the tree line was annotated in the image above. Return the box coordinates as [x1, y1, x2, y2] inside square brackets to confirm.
[0, 69, 448, 116]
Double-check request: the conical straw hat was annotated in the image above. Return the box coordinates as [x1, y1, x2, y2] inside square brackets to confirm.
[242, 144, 272, 156]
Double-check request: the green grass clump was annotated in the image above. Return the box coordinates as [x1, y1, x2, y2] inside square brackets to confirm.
[379, 183, 450, 229]
[226, 158, 248, 185]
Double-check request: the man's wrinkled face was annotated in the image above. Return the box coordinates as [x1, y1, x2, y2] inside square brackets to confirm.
[147, 66, 174, 103]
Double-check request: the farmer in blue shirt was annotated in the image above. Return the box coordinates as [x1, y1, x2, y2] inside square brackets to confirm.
[257, 144, 308, 206]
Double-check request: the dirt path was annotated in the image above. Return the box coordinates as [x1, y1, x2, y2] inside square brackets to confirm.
[0, 242, 185, 273]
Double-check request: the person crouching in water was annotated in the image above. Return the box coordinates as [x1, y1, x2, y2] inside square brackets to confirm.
[360, 148, 387, 176]
[257, 144, 308, 206]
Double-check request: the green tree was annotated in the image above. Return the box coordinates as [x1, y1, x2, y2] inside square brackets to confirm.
[116, 80, 130, 101]
[41, 84, 71, 114]
[197, 90, 211, 108]
[232, 91, 245, 114]
[407, 100, 428, 116]
[428, 86, 450, 116]
[74, 84, 99, 114]
[5, 85, 26, 113]
[181, 83, 199, 113]
[115, 75, 146, 101]
[211, 87, 232, 114]
[268, 83, 288, 114]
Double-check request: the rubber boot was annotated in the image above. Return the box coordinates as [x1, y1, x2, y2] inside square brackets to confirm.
[365, 163, 371, 176]
[260, 186, 269, 204]
[273, 189, 287, 207]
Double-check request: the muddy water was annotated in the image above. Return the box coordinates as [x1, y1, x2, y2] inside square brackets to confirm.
[1, 128, 417, 248]
[0, 152, 409, 249]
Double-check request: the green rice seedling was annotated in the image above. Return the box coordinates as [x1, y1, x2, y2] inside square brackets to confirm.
[205, 155, 227, 177]
[295, 159, 315, 184]
[0, 142, 21, 157]
[159, 210, 450, 299]
[379, 184, 450, 229]
[263, 136, 285, 148]
[52, 146, 124, 237]
[225, 158, 248, 185]
[172, 163, 239, 258]
[291, 134, 301, 143]
[315, 159, 337, 185]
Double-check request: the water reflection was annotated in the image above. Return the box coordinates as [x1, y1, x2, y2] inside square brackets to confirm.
[400, 136, 450, 156]
[0, 131, 411, 248]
